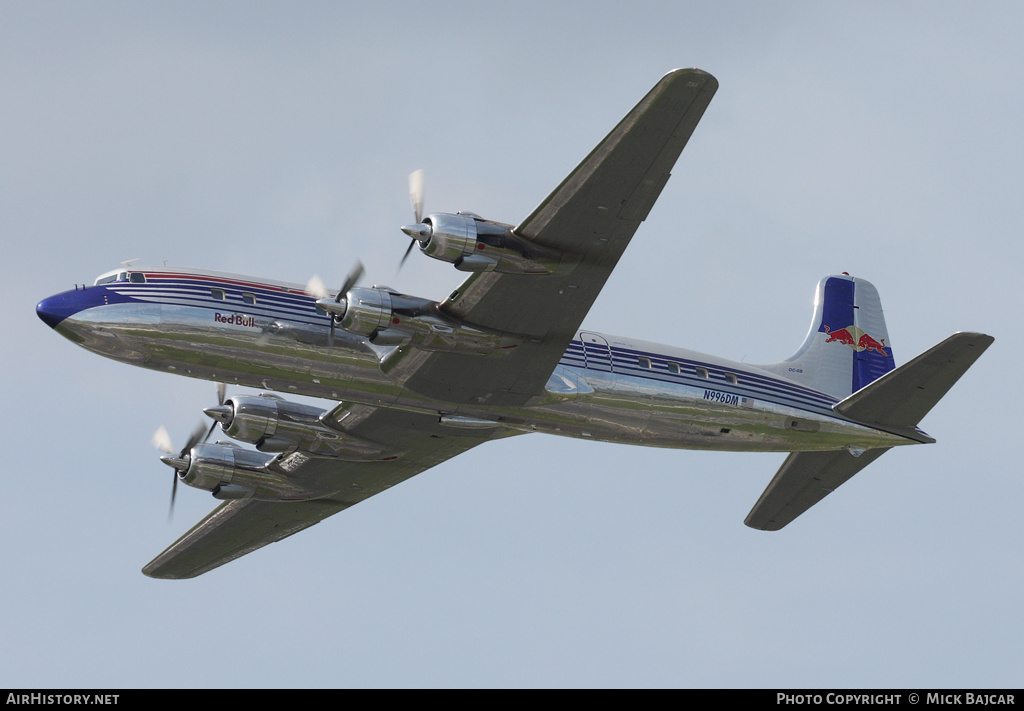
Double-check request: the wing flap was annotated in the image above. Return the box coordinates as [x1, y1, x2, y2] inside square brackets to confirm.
[744, 448, 891, 531]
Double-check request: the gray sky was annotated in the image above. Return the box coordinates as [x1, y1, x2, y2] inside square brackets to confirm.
[3, 1, 1022, 688]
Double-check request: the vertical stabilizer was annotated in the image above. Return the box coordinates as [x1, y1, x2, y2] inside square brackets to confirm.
[761, 275, 896, 399]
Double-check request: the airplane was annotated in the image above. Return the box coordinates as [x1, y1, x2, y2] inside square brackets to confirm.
[36, 68, 993, 579]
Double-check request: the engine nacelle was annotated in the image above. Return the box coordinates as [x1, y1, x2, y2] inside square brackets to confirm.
[179, 443, 268, 499]
[211, 395, 337, 453]
[179, 443, 328, 501]
[218, 394, 324, 446]
[420, 213, 479, 265]
[409, 212, 559, 274]
[218, 395, 281, 443]
[318, 285, 522, 354]
[337, 287, 394, 338]
[206, 394, 394, 460]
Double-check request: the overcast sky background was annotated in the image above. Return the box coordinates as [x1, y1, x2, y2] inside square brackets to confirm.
[3, 1, 1022, 688]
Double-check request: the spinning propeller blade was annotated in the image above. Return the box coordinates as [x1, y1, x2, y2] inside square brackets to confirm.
[154, 383, 227, 521]
[304, 274, 330, 300]
[400, 170, 430, 269]
[326, 262, 364, 347]
[409, 169, 424, 224]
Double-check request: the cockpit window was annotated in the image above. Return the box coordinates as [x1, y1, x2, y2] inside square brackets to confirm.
[128, 272, 146, 283]
[94, 270, 130, 285]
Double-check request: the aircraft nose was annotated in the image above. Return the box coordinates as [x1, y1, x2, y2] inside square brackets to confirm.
[36, 291, 86, 329]
[37, 293, 70, 328]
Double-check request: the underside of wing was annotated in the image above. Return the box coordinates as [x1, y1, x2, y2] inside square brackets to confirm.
[389, 69, 718, 407]
[144, 406, 517, 579]
[142, 497, 347, 579]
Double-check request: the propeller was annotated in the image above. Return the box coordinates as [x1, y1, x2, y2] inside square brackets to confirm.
[338, 261, 365, 302]
[410, 168, 424, 224]
[153, 382, 226, 521]
[311, 262, 364, 346]
[304, 274, 330, 300]
[400, 169, 431, 268]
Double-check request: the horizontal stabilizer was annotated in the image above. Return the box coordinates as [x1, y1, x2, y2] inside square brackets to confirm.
[747, 332, 992, 531]
[834, 332, 994, 441]
[745, 448, 890, 531]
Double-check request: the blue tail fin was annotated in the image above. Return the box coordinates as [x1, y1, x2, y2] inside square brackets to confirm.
[761, 275, 896, 399]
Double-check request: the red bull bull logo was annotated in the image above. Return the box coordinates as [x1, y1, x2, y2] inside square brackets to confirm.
[823, 325, 887, 354]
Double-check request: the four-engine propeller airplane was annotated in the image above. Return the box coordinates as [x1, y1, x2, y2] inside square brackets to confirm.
[36, 68, 992, 579]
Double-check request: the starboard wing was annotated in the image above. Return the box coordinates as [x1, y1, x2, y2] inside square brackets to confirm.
[144, 406, 518, 579]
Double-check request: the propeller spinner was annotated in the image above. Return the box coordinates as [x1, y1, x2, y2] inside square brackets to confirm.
[153, 382, 226, 520]
[311, 262, 365, 346]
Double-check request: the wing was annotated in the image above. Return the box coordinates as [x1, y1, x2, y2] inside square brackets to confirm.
[143, 406, 517, 579]
[387, 68, 718, 406]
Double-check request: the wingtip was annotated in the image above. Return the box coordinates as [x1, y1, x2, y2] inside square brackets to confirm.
[662, 67, 718, 88]
[663, 66, 699, 75]
[141, 563, 197, 580]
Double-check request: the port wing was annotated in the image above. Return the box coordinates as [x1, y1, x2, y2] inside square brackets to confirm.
[389, 69, 718, 406]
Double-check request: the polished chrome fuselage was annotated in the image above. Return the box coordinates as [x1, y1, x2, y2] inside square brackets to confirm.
[39, 268, 911, 453]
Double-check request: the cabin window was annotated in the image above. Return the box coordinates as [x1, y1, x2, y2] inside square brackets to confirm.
[129, 272, 146, 283]
[242, 292, 257, 306]
[667, 361, 681, 374]
[211, 288, 226, 301]
[638, 356, 652, 369]
[725, 372, 738, 385]
[695, 366, 709, 379]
